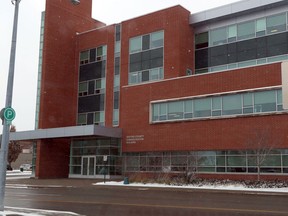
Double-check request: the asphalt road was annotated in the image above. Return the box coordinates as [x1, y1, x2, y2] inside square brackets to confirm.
[4, 184, 288, 216]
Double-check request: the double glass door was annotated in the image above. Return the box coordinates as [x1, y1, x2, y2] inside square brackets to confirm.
[82, 156, 95, 176]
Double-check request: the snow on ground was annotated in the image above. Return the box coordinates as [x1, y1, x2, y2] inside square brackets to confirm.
[94, 181, 288, 193]
[1, 206, 82, 216]
[1, 206, 81, 215]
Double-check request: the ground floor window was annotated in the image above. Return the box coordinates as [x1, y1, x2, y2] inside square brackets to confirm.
[69, 138, 122, 177]
[123, 149, 288, 174]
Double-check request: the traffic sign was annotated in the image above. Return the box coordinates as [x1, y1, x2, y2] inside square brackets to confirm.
[3, 107, 16, 121]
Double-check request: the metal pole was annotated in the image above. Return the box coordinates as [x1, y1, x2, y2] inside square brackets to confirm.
[0, 0, 21, 211]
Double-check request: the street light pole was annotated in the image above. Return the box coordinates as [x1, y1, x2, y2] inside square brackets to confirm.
[0, 0, 21, 211]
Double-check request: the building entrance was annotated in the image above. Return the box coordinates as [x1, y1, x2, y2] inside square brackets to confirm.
[82, 156, 96, 176]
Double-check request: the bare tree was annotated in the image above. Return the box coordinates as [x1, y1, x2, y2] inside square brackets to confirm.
[245, 127, 276, 181]
[7, 125, 22, 170]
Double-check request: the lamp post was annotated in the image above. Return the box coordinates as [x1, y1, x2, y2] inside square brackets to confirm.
[0, 0, 21, 211]
[0, 0, 80, 212]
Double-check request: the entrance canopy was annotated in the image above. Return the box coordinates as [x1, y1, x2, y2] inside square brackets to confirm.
[5, 125, 122, 141]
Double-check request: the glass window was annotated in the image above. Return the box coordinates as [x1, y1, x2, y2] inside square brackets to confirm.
[114, 75, 120, 87]
[277, 90, 283, 111]
[227, 156, 246, 166]
[168, 101, 183, 120]
[195, 32, 209, 49]
[222, 94, 242, 115]
[150, 68, 160, 80]
[256, 18, 266, 37]
[80, 50, 89, 64]
[115, 41, 121, 53]
[77, 113, 87, 125]
[254, 90, 276, 112]
[210, 27, 227, 46]
[152, 104, 159, 121]
[237, 21, 255, 40]
[129, 36, 142, 53]
[212, 96, 222, 116]
[267, 13, 286, 34]
[159, 103, 167, 120]
[228, 25, 237, 42]
[194, 98, 211, 118]
[95, 111, 104, 124]
[151, 31, 164, 48]
[243, 92, 253, 114]
[142, 34, 150, 50]
[184, 100, 193, 118]
[129, 72, 139, 84]
[97, 47, 103, 56]
[141, 70, 149, 82]
[79, 82, 88, 93]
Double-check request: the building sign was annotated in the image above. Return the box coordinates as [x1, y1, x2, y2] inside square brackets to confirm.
[126, 135, 144, 144]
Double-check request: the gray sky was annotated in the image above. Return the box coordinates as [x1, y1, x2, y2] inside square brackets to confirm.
[0, 0, 240, 132]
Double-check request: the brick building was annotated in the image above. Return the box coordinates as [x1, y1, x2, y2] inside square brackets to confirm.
[10, 0, 288, 180]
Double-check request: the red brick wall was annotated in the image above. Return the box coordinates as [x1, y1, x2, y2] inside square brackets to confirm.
[37, 0, 105, 178]
[121, 63, 287, 153]
[36, 139, 70, 179]
[39, 0, 105, 129]
[121, 5, 194, 86]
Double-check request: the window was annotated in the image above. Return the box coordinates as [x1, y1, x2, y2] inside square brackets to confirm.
[78, 82, 88, 96]
[195, 32, 208, 49]
[237, 21, 255, 40]
[228, 25, 237, 42]
[254, 90, 276, 112]
[129, 36, 142, 53]
[222, 94, 242, 115]
[80, 50, 89, 65]
[151, 89, 282, 123]
[184, 100, 193, 118]
[94, 111, 105, 125]
[129, 31, 164, 84]
[212, 97, 222, 116]
[77, 113, 87, 125]
[243, 92, 253, 114]
[210, 27, 227, 46]
[168, 101, 183, 120]
[267, 13, 286, 34]
[194, 98, 211, 118]
[256, 18, 266, 37]
[151, 31, 164, 48]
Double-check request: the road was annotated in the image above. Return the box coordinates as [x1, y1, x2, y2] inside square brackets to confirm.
[4, 184, 288, 216]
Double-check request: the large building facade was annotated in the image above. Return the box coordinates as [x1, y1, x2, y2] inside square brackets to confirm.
[11, 0, 288, 180]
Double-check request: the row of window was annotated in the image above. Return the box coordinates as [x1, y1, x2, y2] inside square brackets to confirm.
[78, 78, 106, 97]
[124, 150, 288, 174]
[196, 54, 288, 74]
[196, 12, 288, 49]
[77, 111, 105, 126]
[152, 89, 283, 122]
[129, 67, 164, 84]
[129, 31, 164, 54]
[80, 46, 107, 65]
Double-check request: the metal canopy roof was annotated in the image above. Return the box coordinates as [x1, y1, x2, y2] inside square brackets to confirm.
[1, 125, 122, 142]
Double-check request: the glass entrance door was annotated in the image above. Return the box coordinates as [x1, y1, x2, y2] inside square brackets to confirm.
[82, 156, 96, 176]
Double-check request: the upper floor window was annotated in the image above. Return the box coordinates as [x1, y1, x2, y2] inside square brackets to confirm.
[129, 31, 164, 54]
[80, 45, 107, 65]
[129, 31, 164, 85]
[196, 12, 288, 49]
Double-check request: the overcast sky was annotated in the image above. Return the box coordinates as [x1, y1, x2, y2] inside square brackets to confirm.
[0, 0, 240, 132]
